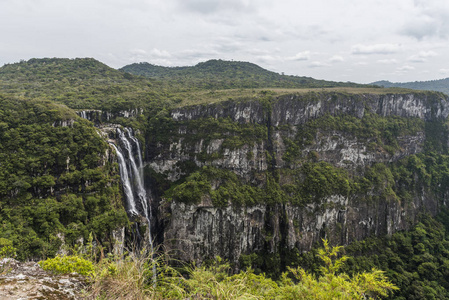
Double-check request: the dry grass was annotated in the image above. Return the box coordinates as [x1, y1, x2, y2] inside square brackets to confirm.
[86, 252, 154, 300]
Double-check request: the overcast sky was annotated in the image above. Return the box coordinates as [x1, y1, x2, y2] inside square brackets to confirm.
[2, 0, 449, 83]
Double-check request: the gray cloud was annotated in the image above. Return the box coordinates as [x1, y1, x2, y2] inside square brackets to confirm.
[397, 65, 415, 71]
[173, 0, 263, 15]
[400, 19, 442, 40]
[288, 51, 311, 61]
[377, 59, 398, 64]
[401, 1, 449, 39]
[309, 61, 330, 68]
[1, 0, 449, 83]
[351, 44, 401, 55]
[408, 50, 437, 62]
[329, 55, 344, 63]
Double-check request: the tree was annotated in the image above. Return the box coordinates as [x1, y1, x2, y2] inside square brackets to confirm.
[277, 239, 398, 299]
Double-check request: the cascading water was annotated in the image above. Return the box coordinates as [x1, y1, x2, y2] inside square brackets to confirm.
[111, 128, 156, 284]
[109, 143, 138, 216]
[77, 110, 157, 283]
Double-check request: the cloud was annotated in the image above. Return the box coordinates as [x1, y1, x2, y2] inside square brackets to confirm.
[351, 44, 400, 55]
[397, 65, 415, 71]
[309, 61, 330, 68]
[173, 0, 262, 15]
[400, 19, 442, 40]
[176, 48, 220, 62]
[408, 50, 437, 62]
[288, 51, 311, 61]
[127, 48, 172, 65]
[377, 59, 398, 64]
[150, 48, 171, 58]
[329, 55, 344, 62]
[400, 1, 449, 39]
[130, 49, 147, 56]
[129, 48, 171, 59]
[255, 54, 281, 63]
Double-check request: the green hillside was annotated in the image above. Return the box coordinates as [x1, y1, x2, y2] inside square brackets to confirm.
[2, 56, 449, 298]
[0, 58, 380, 114]
[373, 78, 449, 95]
[0, 58, 161, 111]
[120, 59, 371, 90]
[0, 94, 127, 259]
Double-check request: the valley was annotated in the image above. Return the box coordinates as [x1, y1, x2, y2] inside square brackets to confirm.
[1, 58, 449, 298]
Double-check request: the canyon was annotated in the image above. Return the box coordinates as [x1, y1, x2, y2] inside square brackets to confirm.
[79, 91, 449, 268]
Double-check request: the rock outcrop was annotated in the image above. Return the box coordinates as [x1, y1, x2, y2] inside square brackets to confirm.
[146, 91, 449, 266]
[0, 258, 86, 299]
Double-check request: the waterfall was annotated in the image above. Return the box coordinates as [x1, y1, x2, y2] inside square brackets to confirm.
[112, 128, 156, 284]
[109, 143, 138, 216]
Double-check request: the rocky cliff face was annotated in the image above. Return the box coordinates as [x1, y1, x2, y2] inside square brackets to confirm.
[146, 91, 449, 266]
[76, 108, 144, 125]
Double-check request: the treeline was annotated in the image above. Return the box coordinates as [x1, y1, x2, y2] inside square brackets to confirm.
[120, 59, 372, 90]
[0, 58, 162, 111]
[373, 78, 449, 95]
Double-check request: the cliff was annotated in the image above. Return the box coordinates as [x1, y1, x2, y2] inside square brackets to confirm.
[144, 91, 449, 268]
[0, 96, 128, 260]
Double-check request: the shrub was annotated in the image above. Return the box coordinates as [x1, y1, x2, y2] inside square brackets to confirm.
[39, 255, 94, 276]
[0, 238, 17, 259]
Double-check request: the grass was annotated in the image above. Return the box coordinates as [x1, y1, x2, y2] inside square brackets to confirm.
[79, 240, 397, 299]
[87, 252, 153, 300]
[171, 87, 430, 108]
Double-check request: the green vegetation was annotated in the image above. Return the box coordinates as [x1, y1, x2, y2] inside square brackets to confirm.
[0, 238, 17, 259]
[39, 255, 94, 276]
[0, 95, 128, 259]
[120, 59, 373, 91]
[0, 58, 162, 111]
[240, 215, 449, 299]
[340, 214, 449, 299]
[283, 112, 425, 159]
[146, 89, 449, 214]
[374, 78, 449, 95]
[155, 241, 396, 299]
[57, 240, 396, 299]
[3, 56, 449, 298]
[165, 166, 269, 206]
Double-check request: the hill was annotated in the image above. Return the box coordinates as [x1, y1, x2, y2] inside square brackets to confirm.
[0, 58, 161, 110]
[120, 59, 371, 90]
[372, 78, 449, 95]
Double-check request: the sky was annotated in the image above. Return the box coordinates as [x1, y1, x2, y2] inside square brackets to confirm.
[1, 0, 449, 84]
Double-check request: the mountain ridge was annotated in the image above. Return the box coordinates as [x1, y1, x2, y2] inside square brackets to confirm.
[0, 57, 159, 110]
[120, 59, 371, 90]
[372, 77, 449, 95]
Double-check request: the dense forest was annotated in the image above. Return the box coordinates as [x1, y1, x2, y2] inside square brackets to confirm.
[120, 59, 372, 90]
[0, 95, 128, 259]
[2, 57, 449, 299]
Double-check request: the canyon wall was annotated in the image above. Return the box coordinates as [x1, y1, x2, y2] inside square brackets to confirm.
[145, 92, 449, 265]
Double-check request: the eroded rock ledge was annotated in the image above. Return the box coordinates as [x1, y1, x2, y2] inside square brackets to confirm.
[0, 258, 86, 300]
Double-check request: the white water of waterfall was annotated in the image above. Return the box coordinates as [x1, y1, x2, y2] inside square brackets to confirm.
[109, 143, 138, 216]
[114, 128, 156, 285]
[117, 128, 148, 217]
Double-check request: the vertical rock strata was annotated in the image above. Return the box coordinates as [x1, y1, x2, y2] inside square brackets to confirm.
[148, 92, 449, 264]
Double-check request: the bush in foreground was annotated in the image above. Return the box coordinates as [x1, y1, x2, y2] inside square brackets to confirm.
[81, 239, 397, 299]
